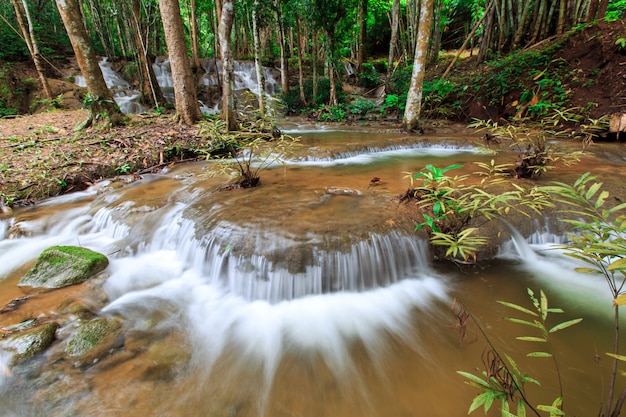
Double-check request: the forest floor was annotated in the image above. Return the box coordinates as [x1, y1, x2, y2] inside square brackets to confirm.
[1, 19, 626, 210]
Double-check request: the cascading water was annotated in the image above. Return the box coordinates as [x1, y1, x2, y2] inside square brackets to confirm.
[76, 57, 280, 115]
[0, 128, 624, 416]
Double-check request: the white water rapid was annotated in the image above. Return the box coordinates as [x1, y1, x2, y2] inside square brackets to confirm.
[75, 57, 278, 114]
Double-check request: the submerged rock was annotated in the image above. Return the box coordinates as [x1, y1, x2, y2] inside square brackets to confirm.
[18, 245, 109, 290]
[1, 322, 59, 365]
[65, 316, 124, 367]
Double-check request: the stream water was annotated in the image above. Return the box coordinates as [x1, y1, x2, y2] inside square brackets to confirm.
[0, 126, 625, 417]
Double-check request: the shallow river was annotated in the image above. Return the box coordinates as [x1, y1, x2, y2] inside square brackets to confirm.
[0, 124, 625, 417]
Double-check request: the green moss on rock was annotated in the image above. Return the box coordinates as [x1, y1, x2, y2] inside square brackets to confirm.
[2, 322, 59, 364]
[18, 246, 109, 289]
[65, 317, 124, 366]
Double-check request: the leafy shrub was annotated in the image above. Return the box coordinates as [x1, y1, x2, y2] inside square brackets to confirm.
[358, 63, 381, 89]
[347, 98, 376, 118]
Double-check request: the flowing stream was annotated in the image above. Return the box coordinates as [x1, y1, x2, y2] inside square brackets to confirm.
[0, 126, 625, 416]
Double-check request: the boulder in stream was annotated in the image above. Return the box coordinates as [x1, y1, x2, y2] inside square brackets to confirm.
[65, 316, 124, 367]
[18, 246, 109, 290]
[1, 322, 59, 365]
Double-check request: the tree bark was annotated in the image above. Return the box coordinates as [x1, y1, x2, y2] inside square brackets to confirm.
[386, 0, 400, 91]
[295, 15, 307, 106]
[597, 0, 609, 19]
[357, 0, 367, 72]
[159, 0, 202, 125]
[252, 0, 267, 116]
[189, 0, 202, 76]
[130, 0, 166, 108]
[55, 0, 122, 126]
[218, 0, 238, 130]
[402, 0, 433, 132]
[11, 0, 53, 100]
[275, 0, 289, 95]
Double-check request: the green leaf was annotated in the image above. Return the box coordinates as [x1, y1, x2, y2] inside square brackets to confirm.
[517, 399, 527, 417]
[527, 351, 553, 358]
[468, 391, 491, 414]
[549, 318, 583, 333]
[596, 190, 609, 208]
[504, 317, 543, 329]
[516, 336, 547, 342]
[608, 258, 626, 272]
[540, 290, 548, 321]
[606, 353, 626, 362]
[605, 202, 626, 215]
[497, 301, 538, 317]
[457, 371, 491, 389]
[585, 182, 602, 200]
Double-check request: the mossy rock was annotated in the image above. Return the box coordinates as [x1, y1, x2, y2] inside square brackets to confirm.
[1, 322, 59, 365]
[18, 246, 109, 290]
[65, 317, 124, 366]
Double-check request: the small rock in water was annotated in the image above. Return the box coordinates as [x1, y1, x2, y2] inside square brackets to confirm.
[325, 186, 362, 196]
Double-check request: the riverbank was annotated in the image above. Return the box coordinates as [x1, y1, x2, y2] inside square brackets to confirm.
[0, 110, 209, 209]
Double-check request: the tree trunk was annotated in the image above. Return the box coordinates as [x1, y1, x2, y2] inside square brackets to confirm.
[478, 0, 495, 62]
[512, 0, 532, 49]
[55, 0, 122, 126]
[130, 0, 166, 109]
[275, 0, 289, 95]
[312, 28, 319, 103]
[327, 35, 338, 106]
[357, 0, 367, 72]
[252, 0, 267, 116]
[386, 0, 400, 91]
[295, 15, 307, 106]
[218, 0, 238, 131]
[402, 0, 433, 132]
[597, 0, 609, 19]
[11, 0, 53, 100]
[158, 0, 202, 125]
[189, 0, 202, 76]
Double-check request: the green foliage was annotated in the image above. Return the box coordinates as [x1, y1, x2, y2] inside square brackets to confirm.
[380, 94, 405, 115]
[357, 63, 381, 89]
[346, 98, 375, 118]
[606, 0, 626, 21]
[422, 79, 462, 118]
[404, 163, 551, 263]
[317, 104, 347, 122]
[470, 120, 583, 179]
[200, 115, 299, 189]
[458, 289, 581, 416]
[281, 78, 345, 114]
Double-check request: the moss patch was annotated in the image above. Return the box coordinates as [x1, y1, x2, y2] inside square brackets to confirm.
[18, 245, 109, 289]
[2, 322, 59, 364]
[65, 317, 124, 365]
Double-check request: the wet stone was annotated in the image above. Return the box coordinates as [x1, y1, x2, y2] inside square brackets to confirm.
[18, 246, 109, 290]
[65, 316, 124, 367]
[1, 322, 59, 365]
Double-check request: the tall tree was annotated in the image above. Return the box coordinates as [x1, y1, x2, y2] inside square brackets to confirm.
[357, 0, 367, 72]
[10, 0, 52, 100]
[402, 0, 433, 132]
[55, 0, 122, 127]
[274, 0, 289, 95]
[159, 0, 202, 124]
[130, 0, 166, 109]
[252, 0, 267, 116]
[386, 0, 400, 91]
[219, 0, 238, 130]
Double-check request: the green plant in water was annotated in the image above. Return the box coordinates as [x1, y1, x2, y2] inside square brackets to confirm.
[470, 120, 583, 179]
[200, 116, 299, 189]
[457, 289, 581, 416]
[403, 163, 551, 263]
[539, 173, 626, 417]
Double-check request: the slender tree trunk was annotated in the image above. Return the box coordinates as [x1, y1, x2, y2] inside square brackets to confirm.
[386, 0, 400, 91]
[218, 0, 238, 130]
[295, 15, 307, 106]
[402, 0, 433, 132]
[11, 0, 53, 100]
[357, 0, 367, 72]
[326, 35, 338, 106]
[189, 0, 202, 76]
[429, 0, 442, 64]
[512, 0, 532, 49]
[588, 0, 599, 21]
[159, 0, 202, 125]
[478, 0, 495, 62]
[275, 0, 289, 95]
[130, 0, 166, 108]
[597, 0, 609, 19]
[252, 0, 267, 116]
[312, 28, 319, 103]
[55, 0, 122, 126]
